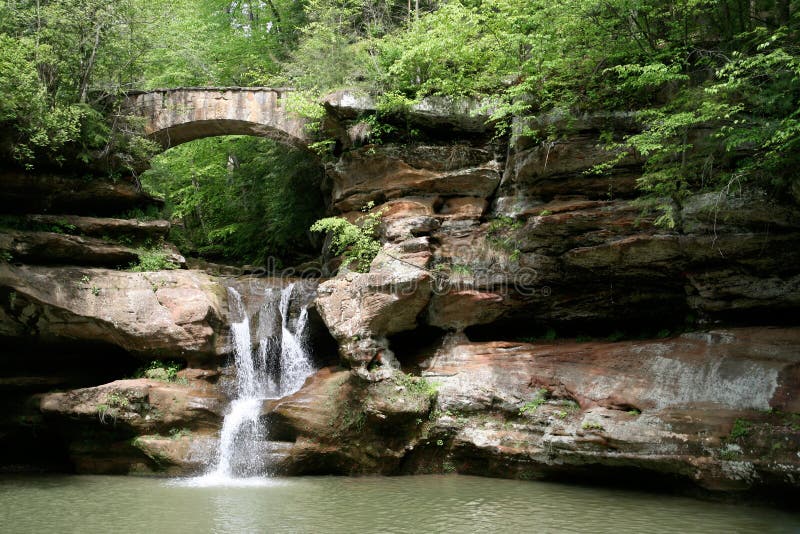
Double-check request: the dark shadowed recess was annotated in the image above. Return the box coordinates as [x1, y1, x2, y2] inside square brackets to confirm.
[463, 291, 800, 344]
[0, 337, 143, 472]
[0, 337, 142, 391]
[388, 325, 448, 373]
[306, 306, 340, 369]
[0, 170, 162, 217]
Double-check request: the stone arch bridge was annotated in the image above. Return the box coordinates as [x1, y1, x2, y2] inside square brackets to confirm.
[124, 87, 311, 149]
[124, 87, 489, 150]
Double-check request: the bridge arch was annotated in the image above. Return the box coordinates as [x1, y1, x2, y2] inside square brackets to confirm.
[124, 88, 311, 150]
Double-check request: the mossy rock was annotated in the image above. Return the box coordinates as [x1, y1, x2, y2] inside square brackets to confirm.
[144, 368, 170, 381]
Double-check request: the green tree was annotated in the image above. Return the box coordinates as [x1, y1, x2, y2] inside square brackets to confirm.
[141, 136, 325, 265]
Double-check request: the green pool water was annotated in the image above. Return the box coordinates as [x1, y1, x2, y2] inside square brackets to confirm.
[0, 474, 797, 533]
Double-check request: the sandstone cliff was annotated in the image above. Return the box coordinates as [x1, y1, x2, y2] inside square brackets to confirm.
[1, 104, 798, 500]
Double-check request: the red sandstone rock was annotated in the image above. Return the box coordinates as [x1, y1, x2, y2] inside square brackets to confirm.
[39, 376, 223, 474]
[414, 329, 800, 492]
[427, 290, 506, 331]
[0, 264, 227, 366]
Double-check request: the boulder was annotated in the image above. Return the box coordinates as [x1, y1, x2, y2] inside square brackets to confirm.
[130, 434, 217, 475]
[40, 378, 223, 433]
[40, 376, 223, 474]
[315, 245, 432, 372]
[0, 264, 227, 366]
[264, 367, 435, 475]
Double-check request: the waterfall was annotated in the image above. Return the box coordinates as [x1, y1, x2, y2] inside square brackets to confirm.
[278, 287, 313, 395]
[200, 282, 315, 482]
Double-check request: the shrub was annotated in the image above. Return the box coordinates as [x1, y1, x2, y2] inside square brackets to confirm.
[129, 247, 179, 272]
[137, 360, 183, 383]
[310, 202, 385, 273]
[730, 419, 751, 439]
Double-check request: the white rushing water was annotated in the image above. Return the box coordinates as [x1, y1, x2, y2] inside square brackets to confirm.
[278, 287, 313, 395]
[194, 283, 315, 485]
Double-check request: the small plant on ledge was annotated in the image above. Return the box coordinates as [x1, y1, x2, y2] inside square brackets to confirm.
[486, 215, 523, 262]
[310, 202, 385, 273]
[129, 247, 180, 272]
[519, 388, 549, 415]
[135, 360, 185, 383]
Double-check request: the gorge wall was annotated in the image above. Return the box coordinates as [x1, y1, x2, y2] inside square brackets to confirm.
[0, 100, 798, 501]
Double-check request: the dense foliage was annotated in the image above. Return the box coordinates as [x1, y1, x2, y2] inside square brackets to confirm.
[278, 0, 800, 223]
[0, 0, 305, 170]
[141, 136, 324, 265]
[2, 0, 799, 259]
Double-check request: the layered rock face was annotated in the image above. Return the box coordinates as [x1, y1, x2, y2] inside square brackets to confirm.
[307, 112, 800, 496]
[266, 328, 799, 494]
[0, 171, 163, 215]
[0, 237, 335, 473]
[0, 172, 222, 371]
[0, 171, 232, 472]
[417, 329, 799, 492]
[316, 116, 800, 369]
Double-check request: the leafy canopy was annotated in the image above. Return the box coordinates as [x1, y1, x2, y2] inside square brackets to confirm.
[140, 136, 325, 266]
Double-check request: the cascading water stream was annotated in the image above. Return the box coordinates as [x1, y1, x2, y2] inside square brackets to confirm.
[278, 286, 313, 395]
[198, 282, 315, 483]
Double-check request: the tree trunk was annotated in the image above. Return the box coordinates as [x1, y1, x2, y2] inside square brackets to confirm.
[265, 0, 282, 26]
[79, 24, 102, 104]
[778, 0, 791, 26]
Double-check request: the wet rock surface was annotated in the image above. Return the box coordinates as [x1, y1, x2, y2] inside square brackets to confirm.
[414, 330, 800, 493]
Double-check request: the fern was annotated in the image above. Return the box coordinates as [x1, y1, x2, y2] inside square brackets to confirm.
[310, 203, 385, 273]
